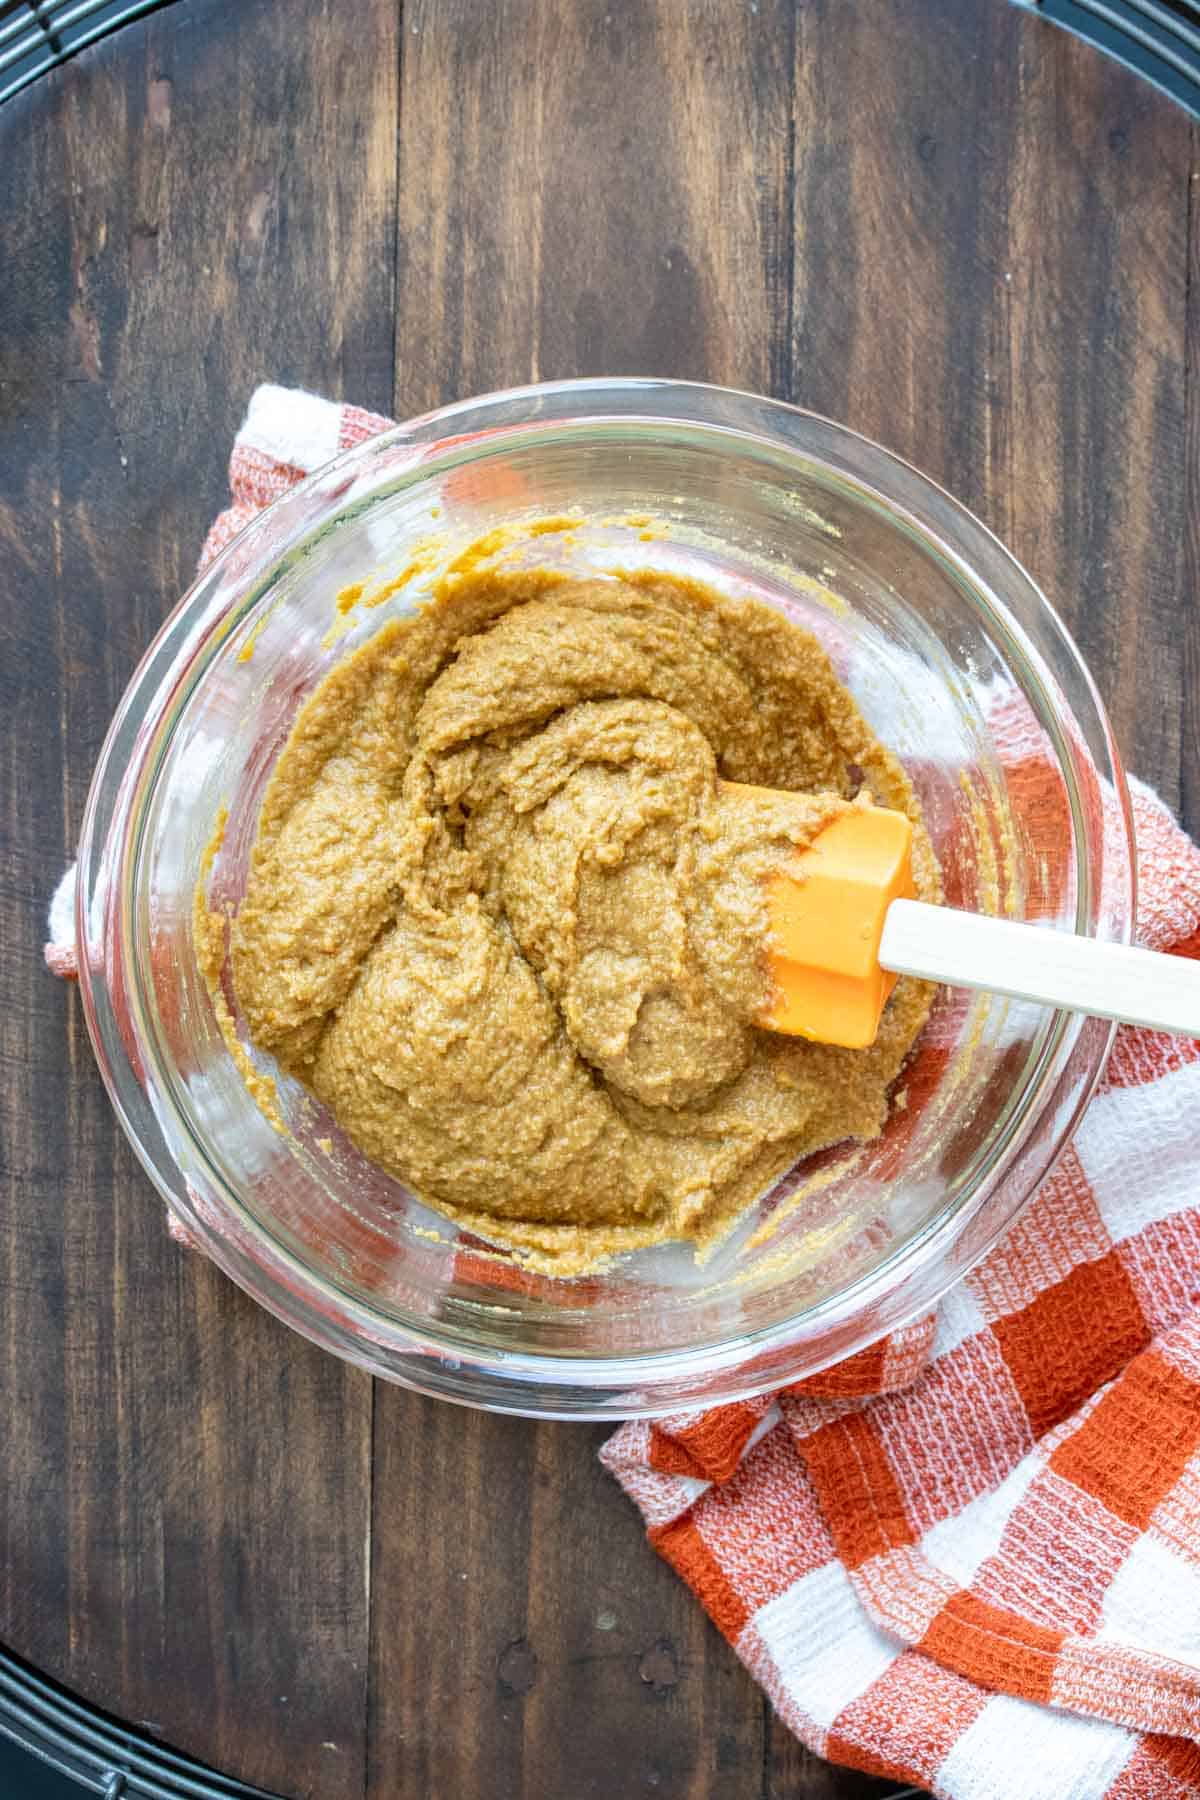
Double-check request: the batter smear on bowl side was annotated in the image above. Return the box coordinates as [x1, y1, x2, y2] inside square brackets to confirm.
[223, 553, 939, 1274]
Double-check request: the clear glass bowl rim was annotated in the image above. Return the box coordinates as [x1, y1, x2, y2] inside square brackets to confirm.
[74, 377, 1135, 1418]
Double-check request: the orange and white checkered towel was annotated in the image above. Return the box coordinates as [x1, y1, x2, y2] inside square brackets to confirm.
[49, 388, 1200, 1797]
[603, 793, 1200, 1795]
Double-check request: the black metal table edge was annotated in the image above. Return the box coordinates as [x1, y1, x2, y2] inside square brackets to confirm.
[0, 1644, 277, 1798]
[2, 0, 1199, 113]
[1012, 0, 1200, 113]
[0, 0, 177, 105]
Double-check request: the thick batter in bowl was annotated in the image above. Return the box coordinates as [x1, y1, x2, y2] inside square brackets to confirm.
[76, 380, 1133, 1416]
[218, 554, 940, 1274]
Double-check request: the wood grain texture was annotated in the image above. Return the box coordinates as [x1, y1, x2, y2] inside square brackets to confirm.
[368, 1406, 770, 1800]
[393, 0, 796, 405]
[1182, 125, 1200, 839]
[787, 0, 1191, 808]
[0, 2, 1193, 1798]
[0, 0, 399, 1793]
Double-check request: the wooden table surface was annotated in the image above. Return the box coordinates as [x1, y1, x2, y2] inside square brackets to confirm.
[0, 2, 1193, 1795]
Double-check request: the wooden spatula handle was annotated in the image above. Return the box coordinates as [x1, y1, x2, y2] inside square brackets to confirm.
[880, 899, 1200, 1039]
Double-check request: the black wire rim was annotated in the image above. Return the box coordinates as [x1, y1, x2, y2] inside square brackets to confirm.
[2, 0, 1199, 110]
[0, 0, 178, 103]
[0, 1642, 276, 1798]
[1015, 0, 1200, 110]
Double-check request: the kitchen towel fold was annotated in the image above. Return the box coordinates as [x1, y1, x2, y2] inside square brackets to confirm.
[602, 799, 1200, 1797]
[46, 386, 1200, 1799]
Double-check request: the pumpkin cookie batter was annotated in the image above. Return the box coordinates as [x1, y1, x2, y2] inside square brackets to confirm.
[229, 557, 937, 1273]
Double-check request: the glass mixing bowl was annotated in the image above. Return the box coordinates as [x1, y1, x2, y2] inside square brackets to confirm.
[75, 379, 1133, 1417]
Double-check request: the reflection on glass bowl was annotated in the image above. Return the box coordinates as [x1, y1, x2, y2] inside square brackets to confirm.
[76, 380, 1133, 1417]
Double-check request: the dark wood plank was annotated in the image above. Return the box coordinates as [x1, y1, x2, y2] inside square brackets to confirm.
[787, 0, 1190, 807]
[380, 2, 796, 1795]
[370, 1407, 770, 1800]
[0, 1, 399, 1793]
[1181, 123, 1200, 842]
[993, 8, 1190, 810]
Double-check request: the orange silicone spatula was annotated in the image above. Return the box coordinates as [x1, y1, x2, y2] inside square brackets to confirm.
[753, 798, 1200, 1049]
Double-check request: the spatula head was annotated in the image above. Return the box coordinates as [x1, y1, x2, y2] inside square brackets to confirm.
[760, 803, 915, 1048]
